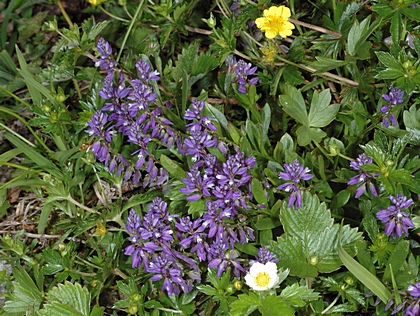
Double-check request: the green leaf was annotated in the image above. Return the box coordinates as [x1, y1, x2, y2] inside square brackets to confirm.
[42, 249, 64, 275]
[347, 17, 370, 56]
[338, 236, 392, 303]
[40, 282, 90, 316]
[296, 126, 326, 146]
[279, 86, 309, 125]
[311, 56, 349, 73]
[308, 89, 339, 127]
[280, 283, 320, 307]
[375, 51, 404, 72]
[159, 154, 186, 180]
[259, 295, 295, 316]
[206, 102, 228, 131]
[401, 7, 420, 21]
[251, 178, 267, 204]
[330, 190, 351, 210]
[390, 12, 402, 45]
[269, 193, 362, 277]
[4, 267, 42, 315]
[383, 240, 409, 282]
[229, 293, 260, 316]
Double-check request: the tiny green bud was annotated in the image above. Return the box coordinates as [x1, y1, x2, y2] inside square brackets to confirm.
[49, 112, 58, 123]
[118, 0, 127, 5]
[403, 60, 412, 69]
[385, 160, 393, 166]
[55, 93, 67, 103]
[132, 294, 142, 302]
[85, 151, 96, 164]
[226, 285, 235, 293]
[344, 276, 355, 286]
[42, 173, 52, 183]
[202, 12, 216, 28]
[309, 255, 318, 266]
[329, 144, 340, 156]
[127, 306, 138, 315]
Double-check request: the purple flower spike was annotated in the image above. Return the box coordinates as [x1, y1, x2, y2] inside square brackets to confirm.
[376, 194, 414, 238]
[380, 87, 404, 127]
[348, 153, 378, 198]
[234, 59, 259, 94]
[276, 159, 313, 209]
[250, 246, 279, 265]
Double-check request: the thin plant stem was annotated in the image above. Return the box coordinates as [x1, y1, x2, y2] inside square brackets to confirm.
[289, 19, 342, 38]
[321, 293, 341, 314]
[0, 122, 36, 148]
[56, 0, 73, 28]
[73, 78, 82, 100]
[117, 0, 146, 62]
[0, 105, 52, 155]
[67, 196, 100, 214]
[100, 5, 131, 22]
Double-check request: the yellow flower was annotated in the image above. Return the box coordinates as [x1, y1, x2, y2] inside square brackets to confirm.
[255, 6, 295, 39]
[89, 0, 105, 6]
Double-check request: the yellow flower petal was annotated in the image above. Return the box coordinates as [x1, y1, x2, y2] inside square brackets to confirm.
[255, 5, 294, 39]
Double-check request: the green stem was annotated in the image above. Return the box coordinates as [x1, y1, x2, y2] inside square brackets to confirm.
[274, 55, 359, 87]
[0, 86, 31, 107]
[321, 292, 341, 314]
[67, 196, 100, 214]
[99, 5, 131, 22]
[0, 106, 52, 154]
[314, 141, 335, 164]
[72, 78, 82, 100]
[56, 0, 73, 28]
[117, 0, 146, 62]
[0, 122, 35, 148]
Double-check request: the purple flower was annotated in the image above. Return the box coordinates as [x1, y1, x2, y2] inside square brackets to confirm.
[235, 59, 259, 94]
[250, 246, 279, 265]
[94, 38, 117, 72]
[146, 252, 191, 296]
[408, 282, 420, 298]
[380, 87, 404, 127]
[404, 302, 420, 316]
[276, 159, 313, 209]
[207, 240, 245, 278]
[348, 153, 379, 198]
[376, 194, 414, 238]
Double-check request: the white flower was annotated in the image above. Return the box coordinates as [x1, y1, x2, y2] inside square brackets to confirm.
[244, 262, 279, 291]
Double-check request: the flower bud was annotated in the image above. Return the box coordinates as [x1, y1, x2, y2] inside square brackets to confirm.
[234, 280, 243, 290]
[127, 306, 138, 315]
[309, 255, 318, 266]
[329, 144, 340, 156]
[202, 12, 216, 28]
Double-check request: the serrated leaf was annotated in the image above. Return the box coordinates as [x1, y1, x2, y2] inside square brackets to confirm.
[375, 51, 404, 72]
[229, 293, 260, 316]
[311, 56, 349, 73]
[269, 193, 362, 277]
[280, 283, 320, 307]
[259, 295, 295, 316]
[390, 12, 402, 45]
[38, 303, 85, 316]
[44, 282, 90, 316]
[3, 267, 42, 315]
[308, 89, 339, 127]
[42, 249, 64, 275]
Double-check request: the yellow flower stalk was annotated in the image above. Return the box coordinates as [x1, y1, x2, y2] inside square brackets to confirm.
[255, 6, 295, 39]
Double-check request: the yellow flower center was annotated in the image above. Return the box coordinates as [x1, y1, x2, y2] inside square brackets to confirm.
[255, 272, 270, 287]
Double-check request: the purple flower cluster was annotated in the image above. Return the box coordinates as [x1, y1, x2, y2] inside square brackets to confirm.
[376, 194, 414, 238]
[385, 282, 420, 315]
[380, 87, 404, 127]
[86, 38, 175, 188]
[276, 159, 313, 209]
[124, 198, 200, 296]
[249, 246, 279, 265]
[348, 153, 379, 198]
[235, 59, 259, 94]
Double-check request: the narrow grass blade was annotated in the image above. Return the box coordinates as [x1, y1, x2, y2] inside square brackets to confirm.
[338, 242, 392, 303]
